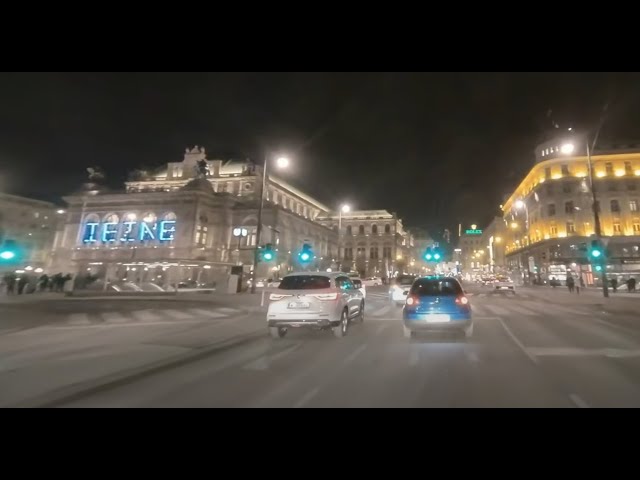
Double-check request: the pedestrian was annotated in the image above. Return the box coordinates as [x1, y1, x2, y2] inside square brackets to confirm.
[630, 277, 637, 293]
[566, 275, 575, 293]
[611, 277, 618, 293]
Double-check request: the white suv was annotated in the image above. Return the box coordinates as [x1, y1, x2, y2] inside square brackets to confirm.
[267, 272, 365, 338]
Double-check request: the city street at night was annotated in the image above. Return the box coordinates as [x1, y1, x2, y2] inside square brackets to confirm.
[3, 285, 640, 408]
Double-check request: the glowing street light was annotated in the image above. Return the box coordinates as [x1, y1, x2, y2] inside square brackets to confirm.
[251, 153, 291, 294]
[560, 143, 575, 155]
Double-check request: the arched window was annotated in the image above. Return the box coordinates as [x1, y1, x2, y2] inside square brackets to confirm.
[384, 224, 391, 234]
[346, 225, 352, 235]
[371, 224, 378, 235]
[358, 225, 365, 235]
[101, 213, 119, 243]
[158, 212, 177, 242]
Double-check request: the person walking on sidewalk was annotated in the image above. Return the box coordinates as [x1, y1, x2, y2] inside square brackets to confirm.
[566, 275, 575, 294]
[627, 277, 636, 293]
[611, 277, 618, 293]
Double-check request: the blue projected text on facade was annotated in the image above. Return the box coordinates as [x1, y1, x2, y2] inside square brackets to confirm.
[82, 218, 176, 244]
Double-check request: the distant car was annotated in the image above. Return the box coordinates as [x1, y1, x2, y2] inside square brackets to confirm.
[352, 278, 366, 298]
[403, 276, 472, 339]
[362, 277, 381, 287]
[494, 276, 515, 293]
[267, 272, 364, 339]
[389, 275, 416, 305]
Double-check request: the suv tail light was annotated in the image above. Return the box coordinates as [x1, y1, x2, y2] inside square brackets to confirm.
[269, 293, 292, 301]
[406, 295, 419, 306]
[311, 293, 338, 301]
[455, 295, 469, 306]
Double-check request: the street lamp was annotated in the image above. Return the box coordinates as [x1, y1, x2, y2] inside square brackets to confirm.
[337, 204, 351, 272]
[561, 130, 608, 297]
[250, 154, 290, 294]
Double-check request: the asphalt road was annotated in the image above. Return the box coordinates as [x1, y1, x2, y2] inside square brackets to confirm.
[5, 285, 639, 407]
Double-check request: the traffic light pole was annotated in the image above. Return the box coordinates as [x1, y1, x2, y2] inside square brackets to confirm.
[587, 140, 609, 298]
[250, 155, 269, 294]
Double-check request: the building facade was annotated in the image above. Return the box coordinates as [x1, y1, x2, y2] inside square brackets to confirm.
[502, 137, 640, 285]
[456, 225, 486, 275]
[316, 210, 412, 278]
[479, 217, 507, 273]
[0, 192, 63, 271]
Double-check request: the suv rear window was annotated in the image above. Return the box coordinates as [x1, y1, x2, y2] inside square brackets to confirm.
[410, 278, 463, 296]
[279, 275, 331, 290]
[396, 275, 416, 286]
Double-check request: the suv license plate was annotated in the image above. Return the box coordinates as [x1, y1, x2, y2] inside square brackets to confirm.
[288, 302, 310, 309]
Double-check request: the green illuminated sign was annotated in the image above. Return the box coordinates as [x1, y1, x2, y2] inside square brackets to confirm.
[465, 229, 483, 235]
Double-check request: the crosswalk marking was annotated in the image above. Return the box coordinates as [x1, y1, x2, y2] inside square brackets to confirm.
[131, 310, 161, 322]
[188, 308, 227, 319]
[68, 313, 91, 325]
[163, 309, 195, 320]
[101, 312, 128, 323]
[506, 304, 539, 316]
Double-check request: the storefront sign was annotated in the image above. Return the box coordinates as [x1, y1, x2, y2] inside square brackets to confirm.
[82, 219, 176, 244]
[465, 229, 483, 235]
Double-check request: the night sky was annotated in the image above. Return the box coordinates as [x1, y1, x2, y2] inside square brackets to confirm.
[1, 72, 639, 235]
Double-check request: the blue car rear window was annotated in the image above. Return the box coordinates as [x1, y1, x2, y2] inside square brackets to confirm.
[410, 279, 462, 296]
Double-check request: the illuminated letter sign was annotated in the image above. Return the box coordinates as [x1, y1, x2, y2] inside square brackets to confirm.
[159, 220, 176, 241]
[102, 223, 118, 242]
[83, 223, 99, 243]
[120, 221, 136, 242]
[139, 222, 156, 241]
[465, 229, 483, 235]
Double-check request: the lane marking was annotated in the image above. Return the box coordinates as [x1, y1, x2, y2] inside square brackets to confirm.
[569, 394, 590, 408]
[484, 305, 510, 316]
[497, 318, 539, 365]
[343, 344, 367, 366]
[294, 387, 320, 408]
[552, 305, 588, 316]
[371, 305, 392, 317]
[242, 343, 303, 371]
[527, 347, 640, 358]
[408, 347, 420, 367]
[506, 304, 540, 316]
[68, 313, 91, 325]
[376, 324, 389, 335]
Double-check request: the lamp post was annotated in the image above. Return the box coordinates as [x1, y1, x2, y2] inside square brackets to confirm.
[337, 204, 350, 272]
[250, 154, 289, 294]
[561, 135, 609, 297]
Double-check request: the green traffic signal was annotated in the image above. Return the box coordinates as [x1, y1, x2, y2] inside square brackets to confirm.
[433, 252, 441, 261]
[0, 240, 21, 263]
[0, 251, 16, 260]
[261, 243, 275, 262]
[591, 249, 602, 258]
[299, 244, 313, 264]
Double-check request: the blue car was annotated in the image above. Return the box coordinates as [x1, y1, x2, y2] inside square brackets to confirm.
[402, 276, 473, 339]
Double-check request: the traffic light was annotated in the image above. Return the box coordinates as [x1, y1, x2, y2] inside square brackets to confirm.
[298, 243, 313, 265]
[423, 247, 443, 263]
[0, 240, 21, 264]
[588, 240, 604, 261]
[261, 243, 275, 262]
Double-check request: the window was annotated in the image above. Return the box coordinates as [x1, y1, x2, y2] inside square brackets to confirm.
[611, 200, 621, 213]
[564, 201, 574, 214]
[383, 246, 392, 259]
[608, 181, 618, 191]
[371, 224, 378, 235]
[566, 222, 576, 234]
[550, 225, 558, 236]
[563, 183, 572, 194]
[370, 246, 379, 259]
[358, 225, 365, 235]
[279, 275, 331, 290]
[357, 246, 366, 257]
[344, 247, 353, 259]
[410, 278, 463, 296]
[561, 164, 570, 176]
[633, 222, 640, 233]
[628, 182, 637, 191]
[606, 162, 614, 175]
[335, 277, 355, 290]
[384, 224, 391, 234]
[545, 167, 551, 180]
[346, 226, 352, 235]
[195, 225, 208, 245]
[548, 204, 556, 216]
[630, 200, 638, 212]
[626, 161, 633, 175]
[613, 222, 622, 234]
[245, 227, 257, 247]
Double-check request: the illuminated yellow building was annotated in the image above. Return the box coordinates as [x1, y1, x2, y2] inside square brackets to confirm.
[503, 137, 640, 285]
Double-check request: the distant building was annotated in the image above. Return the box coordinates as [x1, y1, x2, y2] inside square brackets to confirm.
[316, 210, 412, 278]
[503, 136, 640, 285]
[0, 192, 62, 270]
[479, 217, 506, 273]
